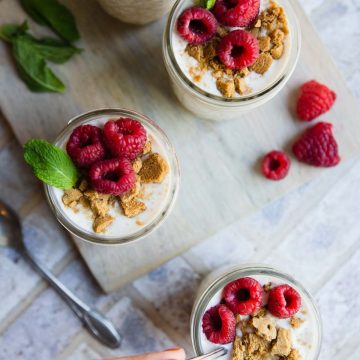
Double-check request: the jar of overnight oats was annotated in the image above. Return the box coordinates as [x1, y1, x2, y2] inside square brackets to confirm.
[191, 264, 322, 359]
[44, 109, 180, 245]
[163, 0, 301, 120]
[95, 0, 177, 25]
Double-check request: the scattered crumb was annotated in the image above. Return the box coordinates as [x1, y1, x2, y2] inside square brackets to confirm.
[216, 77, 235, 97]
[251, 317, 277, 342]
[139, 153, 169, 183]
[234, 77, 251, 95]
[253, 307, 267, 318]
[251, 53, 273, 75]
[263, 282, 273, 292]
[217, 25, 228, 38]
[290, 317, 304, 329]
[271, 328, 292, 357]
[93, 214, 114, 233]
[136, 219, 145, 226]
[78, 179, 89, 192]
[121, 199, 146, 217]
[285, 348, 300, 360]
[142, 139, 152, 155]
[236, 67, 250, 78]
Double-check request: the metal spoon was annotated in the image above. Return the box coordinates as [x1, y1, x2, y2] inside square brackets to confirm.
[0, 200, 122, 349]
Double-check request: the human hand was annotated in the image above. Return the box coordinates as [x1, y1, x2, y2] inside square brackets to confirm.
[112, 348, 186, 360]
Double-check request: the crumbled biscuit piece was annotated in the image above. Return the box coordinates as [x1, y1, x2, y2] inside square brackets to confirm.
[271, 44, 284, 59]
[285, 349, 300, 360]
[142, 139, 152, 155]
[79, 196, 90, 209]
[251, 53, 273, 74]
[216, 77, 235, 97]
[209, 58, 225, 71]
[234, 77, 251, 95]
[290, 317, 304, 329]
[186, 43, 203, 62]
[271, 328, 292, 357]
[253, 307, 267, 318]
[251, 317, 277, 342]
[84, 190, 110, 202]
[242, 333, 270, 359]
[204, 40, 218, 60]
[133, 157, 142, 173]
[90, 198, 109, 217]
[236, 314, 242, 324]
[121, 199, 146, 217]
[139, 153, 169, 183]
[258, 36, 271, 52]
[62, 189, 83, 206]
[270, 29, 285, 46]
[260, 1, 288, 33]
[263, 282, 272, 293]
[236, 67, 250, 78]
[250, 27, 260, 38]
[120, 176, 141, 204]
[212, 70, 224, 79]
[232, 336, 245, 360]
[68, 201, 78, 209]
[278, 7, 289, 34]
[78, 179, 89, 192]
[217, 25, 228, 38]
[93, 215, 114, 233]
[254, 19, 262, 28]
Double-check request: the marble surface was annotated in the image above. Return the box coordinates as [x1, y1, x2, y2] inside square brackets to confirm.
[0, 0, 359, 359]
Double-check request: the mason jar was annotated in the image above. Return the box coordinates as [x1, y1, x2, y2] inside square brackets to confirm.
[96, 0, 177, 25]
[163, 0, 301, 120]
[45, 108, 180, 245]
[191, 264, 322, 359]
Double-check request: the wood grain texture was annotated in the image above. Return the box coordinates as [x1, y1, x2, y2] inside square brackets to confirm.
[0, 0, 359, 292]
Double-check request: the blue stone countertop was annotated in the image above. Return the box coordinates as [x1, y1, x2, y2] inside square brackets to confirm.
[0, 0, 359, 359]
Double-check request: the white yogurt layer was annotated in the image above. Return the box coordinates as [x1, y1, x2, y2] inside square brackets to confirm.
[52, 116, 173, 239]
[198, 274, 319, 359]
[172, 0, 291, 97]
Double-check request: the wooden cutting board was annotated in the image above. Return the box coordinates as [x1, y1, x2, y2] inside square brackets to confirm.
[1, 0, 360, 293]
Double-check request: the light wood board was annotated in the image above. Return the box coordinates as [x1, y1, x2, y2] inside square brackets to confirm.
[1, 0, 360, 292]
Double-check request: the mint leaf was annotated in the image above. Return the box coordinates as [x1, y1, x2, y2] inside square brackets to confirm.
[20, 0, 80, 43]
[24, 139, 78, 189]
[200, 0, 216, 10]
[13, 35, 65, 93]
[0, 21, 28, 42]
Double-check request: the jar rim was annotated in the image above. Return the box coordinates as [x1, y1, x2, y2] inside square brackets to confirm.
[44, 108, 180, 246]
[163, 0, 302, 106]
[190, 264, 322, 358]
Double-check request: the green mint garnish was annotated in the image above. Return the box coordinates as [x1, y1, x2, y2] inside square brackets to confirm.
[0, 21, 29, 43]
[24, 139, 78, 189]
[201, 0, 216, 10]
[20, 0, 80, 43]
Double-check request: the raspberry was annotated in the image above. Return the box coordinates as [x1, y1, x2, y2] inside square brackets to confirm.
[214, 0, 260, 27]
[268, 284, 301, 319]
[223, 277, 264, 315]
[66, 125, 106, 167]
[202, 304, 236, 344]
[177, 6, 217, 45]
[262, 151, 291, 181]
[103, 118, 147, 160]
[217, 30, 259, 70]
[89, 158, 136, 195]
[293, 122, 340, 167]
[296, 80, 337, 121]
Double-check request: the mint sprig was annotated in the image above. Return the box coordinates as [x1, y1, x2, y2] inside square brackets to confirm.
[200, 0, 216, 10]
[24, 139, 78, 189]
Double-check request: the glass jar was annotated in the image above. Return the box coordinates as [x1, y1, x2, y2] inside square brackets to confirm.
[191, 264, 322, 359]
[45, 108, 180, 245]
[163, 0, 301, 120]
[96, 0, 177, 25]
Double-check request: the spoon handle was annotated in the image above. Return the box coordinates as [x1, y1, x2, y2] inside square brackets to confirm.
[188, 348, 228, 360]
[24, 251, 122, 349]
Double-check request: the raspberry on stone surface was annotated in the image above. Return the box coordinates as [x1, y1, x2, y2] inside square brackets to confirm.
[267, 284, 301, 319]
[292, 122, 340, 167]
[223, 277, 264, 315]
[66, 125, 106, 167]
[103, 118, 147, 160]
[217, 30, 259, 70]
[261, 150, 291, 181]
[177, 6, 218, 45]
[214, 0, 260, 27]
[202, 304, 236, 344]
[296, 80, 337, 121]
[89, 158, 136, 196]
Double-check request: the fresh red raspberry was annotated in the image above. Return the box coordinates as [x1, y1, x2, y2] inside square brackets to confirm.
[177, 6, 217, 45]
[214, 0, 260, 27]
[66, 125, 106, 167]
[89, 158, 136, 195]
[293, 122, 340, 167]
[217, 30, 259, 70]
[262, 151, 291, 181]
[268, 284, 301, 319]
[223, 277, 264, 315]
[103, 118, 147, 160]
[296, 80, 337, 121]
[202, 304, 236, 344]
